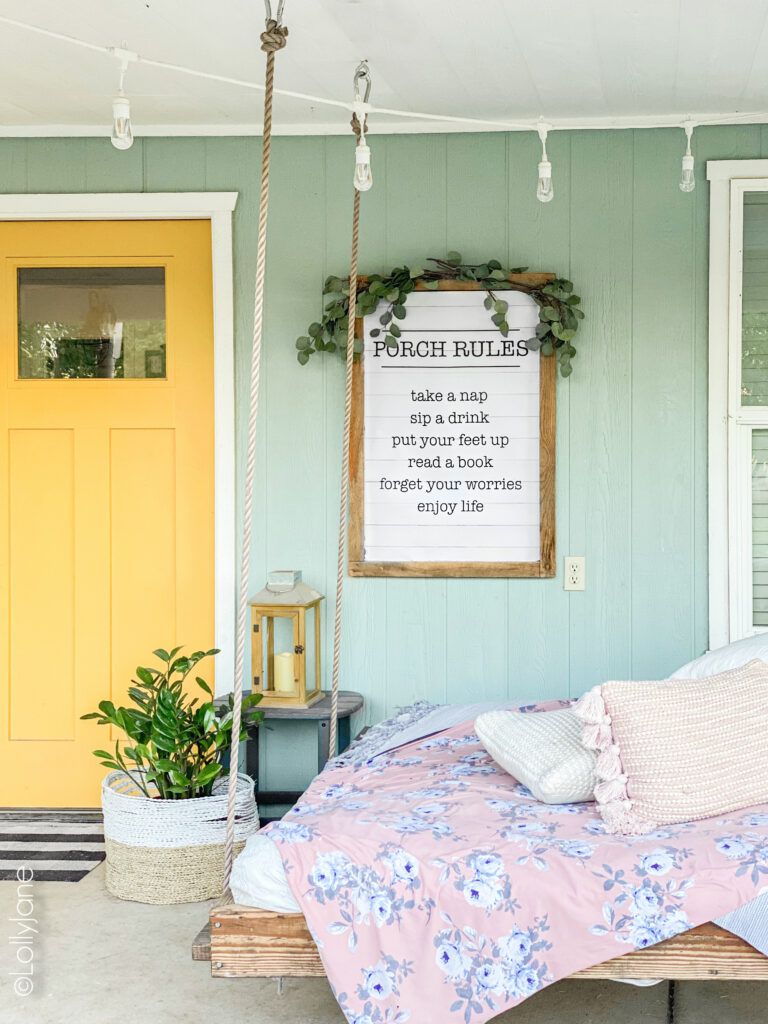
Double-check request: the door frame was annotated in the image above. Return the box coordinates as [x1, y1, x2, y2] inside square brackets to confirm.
[0, 192, 238, 691]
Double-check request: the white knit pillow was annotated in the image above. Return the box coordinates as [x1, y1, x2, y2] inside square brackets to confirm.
[475, 708, 597, 803]
[576, 659, 768, 835]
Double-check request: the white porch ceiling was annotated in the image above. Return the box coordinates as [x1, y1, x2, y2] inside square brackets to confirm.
[0, 0, 768, 134]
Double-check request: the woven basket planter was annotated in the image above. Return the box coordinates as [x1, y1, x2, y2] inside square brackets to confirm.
[101, 771, 258, 904]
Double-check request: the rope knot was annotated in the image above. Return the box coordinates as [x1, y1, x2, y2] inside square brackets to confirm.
[351, 112, 367, 141]
[260, 19, 288, 53]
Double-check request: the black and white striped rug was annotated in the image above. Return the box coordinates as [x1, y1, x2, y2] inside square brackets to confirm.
[0, 810, 105, 882]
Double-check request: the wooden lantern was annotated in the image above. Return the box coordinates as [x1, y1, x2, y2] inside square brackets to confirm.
[251, 572, 323, 708]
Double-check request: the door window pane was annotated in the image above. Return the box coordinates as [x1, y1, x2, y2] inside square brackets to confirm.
[17, 266, 166, 379]
[742, 194, 768, 404]
[752, 429, 768, 627]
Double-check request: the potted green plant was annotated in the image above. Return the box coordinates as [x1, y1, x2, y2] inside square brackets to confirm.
[82, 646, 262, 904]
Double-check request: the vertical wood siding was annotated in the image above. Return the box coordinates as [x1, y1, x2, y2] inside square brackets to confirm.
[4, 127, 765, 786]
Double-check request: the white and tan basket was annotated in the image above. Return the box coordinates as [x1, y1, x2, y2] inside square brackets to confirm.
[101, 771, 258, 904]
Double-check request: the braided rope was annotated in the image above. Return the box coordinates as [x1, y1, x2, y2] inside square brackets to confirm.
[222, 17, 286, 896]
[328, 121, 364, 757]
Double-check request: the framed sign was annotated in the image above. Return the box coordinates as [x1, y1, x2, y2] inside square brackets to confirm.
[349, 277, 556, 578]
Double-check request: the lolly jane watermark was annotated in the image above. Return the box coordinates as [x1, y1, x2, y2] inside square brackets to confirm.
[8, 866, 37, 996]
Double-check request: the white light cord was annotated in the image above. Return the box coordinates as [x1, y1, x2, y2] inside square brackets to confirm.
[536, 121, 553, 203]
[2, 13, 768, 135]
[680, 120, 696, 193]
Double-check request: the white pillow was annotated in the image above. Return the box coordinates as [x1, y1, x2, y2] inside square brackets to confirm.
[475, 708, 596, 804]
[671, 633, 768, 679]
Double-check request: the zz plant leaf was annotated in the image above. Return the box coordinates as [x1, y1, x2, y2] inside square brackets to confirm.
[81, 647, 263, 800]
[297, 255, 585, 377]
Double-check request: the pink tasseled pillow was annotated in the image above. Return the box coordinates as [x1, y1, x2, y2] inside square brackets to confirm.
[575, 659, 768, 835]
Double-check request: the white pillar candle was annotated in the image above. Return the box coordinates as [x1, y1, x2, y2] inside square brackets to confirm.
[273, 651, 295, 693]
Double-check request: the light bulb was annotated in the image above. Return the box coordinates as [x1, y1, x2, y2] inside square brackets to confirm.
[536, 159, 554, 203]
[354, 140, 373, 192]
[679, 153, 695, 193]
[111, 95, 133, 151]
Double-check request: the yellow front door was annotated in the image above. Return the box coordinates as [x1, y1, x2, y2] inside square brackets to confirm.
[0, 220, 215, 806]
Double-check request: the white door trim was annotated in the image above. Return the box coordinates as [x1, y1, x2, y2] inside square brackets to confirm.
[707, 162, 768, 648]
[0, 192, 238, 691]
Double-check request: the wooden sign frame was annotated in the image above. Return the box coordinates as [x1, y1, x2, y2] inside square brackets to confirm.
[348, 276, 556, 578]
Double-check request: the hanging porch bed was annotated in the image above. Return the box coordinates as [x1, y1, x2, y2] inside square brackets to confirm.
[195, 914, 768, 982]
[195, 702, 768, 1022]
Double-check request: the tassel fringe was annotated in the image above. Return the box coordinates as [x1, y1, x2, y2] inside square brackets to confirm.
[575, 685, 655, 835]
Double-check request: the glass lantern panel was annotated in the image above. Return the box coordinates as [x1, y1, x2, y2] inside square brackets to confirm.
[304, 607, 318, 695]
[269, 614, 298, 695]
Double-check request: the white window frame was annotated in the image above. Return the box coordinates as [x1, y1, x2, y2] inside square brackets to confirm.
[0, 192, 238, 691]
[708, 161, 768, 647]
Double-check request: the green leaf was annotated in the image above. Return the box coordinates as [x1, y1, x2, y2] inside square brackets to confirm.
[487, 259, 502, 270]
[409, 265, 424, 278]
[567, 294, 581, 305]
[323, 275, 344, 294]
[297, 351, 310, 366]
[541, 305, 559, 321]
[527, 337, 541, 351]
[389, 323, 401, 338]
[490, 269, 507, 281]
[446, 250, 462, 265]
[483, 295, 493, 310]
[491, 312, 505, 326]
[308, 323, 323, 338]
[153, 649, 171, 662]
[195, 763, 222, 788]
[195, 676, 212, 696]
[135, 666, 154, 686]
[423, 280, 440, 290]
[369, 328, 380, 338]
[295, 336, 310, 351]
[385, 335, 398, 350]
[561, 363, 573, 378]
[541, 341, 554, 357]
[393, 304, 406, 319]
[494, 300, 509, 315]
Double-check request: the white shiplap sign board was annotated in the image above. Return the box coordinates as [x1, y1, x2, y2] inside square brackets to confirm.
[350, 287, 555, 577]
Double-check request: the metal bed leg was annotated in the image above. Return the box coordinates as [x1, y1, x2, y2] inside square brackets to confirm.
[275, 977, 285, 996]
[666, 980, 677, 1024]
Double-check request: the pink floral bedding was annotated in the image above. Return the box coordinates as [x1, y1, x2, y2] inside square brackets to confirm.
[263, 703, 768, 1024]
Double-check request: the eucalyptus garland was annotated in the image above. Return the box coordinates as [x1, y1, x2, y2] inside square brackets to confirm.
[296, 252, 584, 377]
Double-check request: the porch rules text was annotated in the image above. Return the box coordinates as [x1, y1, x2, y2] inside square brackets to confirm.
[362, 289, 542, 564]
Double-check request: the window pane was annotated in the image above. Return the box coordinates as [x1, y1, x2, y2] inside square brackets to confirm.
[742, 194, 768, 404]
[18, 267, 166, 379]
[753, 429, 768, 627]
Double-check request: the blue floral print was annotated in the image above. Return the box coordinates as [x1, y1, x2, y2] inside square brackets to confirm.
[433, 914, 551, 1023]
[589, 847, 693, 948]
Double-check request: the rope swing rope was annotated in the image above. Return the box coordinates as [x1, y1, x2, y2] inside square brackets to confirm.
[329, 115, 365, 756]
[222, 5, 289, 894]
[222, 5, 367, 893]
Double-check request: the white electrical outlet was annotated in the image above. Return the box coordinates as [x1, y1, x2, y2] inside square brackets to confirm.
[564, 556, 585, 591]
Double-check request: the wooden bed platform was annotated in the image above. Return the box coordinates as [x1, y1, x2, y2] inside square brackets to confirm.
[194, 906, 768, 981]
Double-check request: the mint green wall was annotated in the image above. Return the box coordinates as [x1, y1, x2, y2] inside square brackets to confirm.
[3, 127, 765, 790]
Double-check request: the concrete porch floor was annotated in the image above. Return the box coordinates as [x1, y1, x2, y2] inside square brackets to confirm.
[1, 865, 766, 1024]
